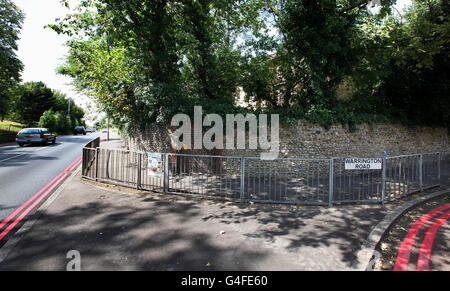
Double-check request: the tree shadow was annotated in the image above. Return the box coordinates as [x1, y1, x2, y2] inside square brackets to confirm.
[0, 154, 59, 168]
[201, 203, 387, 267]
[0, 197, 269, 271]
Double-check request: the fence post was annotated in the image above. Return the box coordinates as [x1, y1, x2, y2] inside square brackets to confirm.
[328, 158, 334, 207]
[164, 153, 169, 193]
[137, 153, 141, 190]
[419, 154, 423, 191]
[240, 157, 245, 202]
[95, 147, 99, 181]
[82, 148, 85, 177]
[381, 156, 386, 204]
[437, 152, 441, 186]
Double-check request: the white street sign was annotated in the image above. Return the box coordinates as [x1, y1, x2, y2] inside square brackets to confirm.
[344, 158, 383, 170]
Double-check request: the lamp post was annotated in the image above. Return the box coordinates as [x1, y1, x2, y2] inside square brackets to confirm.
[107, 117, 110, 141]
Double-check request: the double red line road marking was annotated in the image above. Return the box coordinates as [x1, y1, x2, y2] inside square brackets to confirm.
[416, 210, 450, 271]
[394, 203, 450, 271]
[0, 156, 82, 242]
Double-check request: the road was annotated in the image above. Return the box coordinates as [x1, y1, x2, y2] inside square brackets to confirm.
[0, 133, 103, 241]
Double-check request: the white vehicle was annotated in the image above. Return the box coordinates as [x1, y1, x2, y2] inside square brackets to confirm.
[16, 128, 56, 147]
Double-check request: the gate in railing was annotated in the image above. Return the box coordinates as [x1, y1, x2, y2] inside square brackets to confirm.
[82, 140, 449, 207]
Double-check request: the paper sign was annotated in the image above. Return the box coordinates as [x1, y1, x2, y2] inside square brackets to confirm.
[148, 153, 163, 177]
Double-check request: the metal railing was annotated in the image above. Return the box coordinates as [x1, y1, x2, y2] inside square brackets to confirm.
[82, 140, 449, 206]
[82, 137, 101, 179]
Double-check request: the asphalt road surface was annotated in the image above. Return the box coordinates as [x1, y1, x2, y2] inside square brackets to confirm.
[0, 133, 103, 224]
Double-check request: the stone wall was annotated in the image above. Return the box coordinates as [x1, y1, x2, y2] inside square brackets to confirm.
[124, 120, 449, 158]
[124, 124, 173, 153]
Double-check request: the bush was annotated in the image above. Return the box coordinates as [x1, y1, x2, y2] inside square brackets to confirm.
[54, 112, 72, 134]
[39, 110, 73, 134]
[39, 109, 57, 132]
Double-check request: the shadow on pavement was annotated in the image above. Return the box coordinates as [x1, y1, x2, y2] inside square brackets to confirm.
[200, 203, 387, 265]
[0, 154, 59, 168]
[0, 194, 270, 271]
[5, 168, 444, 270]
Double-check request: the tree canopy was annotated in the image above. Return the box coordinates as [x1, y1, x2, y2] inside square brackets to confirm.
[10, 81, 85, 131]
[0, 0, 24, 120]
[50, 0, 450, 130]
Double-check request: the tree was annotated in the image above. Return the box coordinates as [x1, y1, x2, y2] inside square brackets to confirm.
[93, 116, 107, 130]
[52, 91, 85, 127]
[0, 0, 24, 120]
[50, 0, 185, 128]
[378, 0, 450, 127]
[347, 0, 450, 127]
[54, 111, 72, 134]
[50, 0, 449, 130]
[274, 0, 395, 109]
[13, 82, 55, 125]
[37, 91, 85, 133]
[49, 0, 267, 129]
[39, 109, 57, 132]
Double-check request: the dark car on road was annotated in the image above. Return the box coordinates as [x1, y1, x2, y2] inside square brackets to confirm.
[73, 126, 86, 135]
[16, 128, 56, 147]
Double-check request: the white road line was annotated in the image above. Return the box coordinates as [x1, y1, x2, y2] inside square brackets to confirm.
[0, 153, 26, 163]
[0, 145, 17, 150]
[0, 145, 50, 163]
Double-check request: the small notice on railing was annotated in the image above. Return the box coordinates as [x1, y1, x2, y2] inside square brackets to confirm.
[344, 158, 382, 170]
[148, 153, 163, 177]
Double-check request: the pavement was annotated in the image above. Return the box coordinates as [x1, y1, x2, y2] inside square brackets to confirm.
[0, 169, 386, 271]
[0, 134, 447, 271]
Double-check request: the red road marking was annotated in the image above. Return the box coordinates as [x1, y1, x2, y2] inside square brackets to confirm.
[393, 203, 450, 271]
[416, 210, 450, 271]
[0, 156, 81, 231]
[0, 157, 82, 241]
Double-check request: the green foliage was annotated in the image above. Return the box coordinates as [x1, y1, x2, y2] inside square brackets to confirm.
[53, 91, 85, 128]
[93, 116, 107, 130]
[49, 0, 449, 131]
[347, 0, 450, 128]
[0, 120, 24, 133]
[11, 81, 85, 132]
[0, 88, 14, 121]
[38, 109, 74, 135]
[39, 109, 57, 132]
[12, 82, 56, 125]
[0, 0, 24, 120]
[54, 111, 72, 134]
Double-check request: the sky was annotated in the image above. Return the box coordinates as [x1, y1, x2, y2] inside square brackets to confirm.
[13, 0, 412, 123]
[15, 0, 74, 96]
[395, 0, 412, 11]
[13, 0, 98, 123]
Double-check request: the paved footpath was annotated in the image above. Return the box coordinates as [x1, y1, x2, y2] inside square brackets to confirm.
[1, 165, 448, 271]
[0, 171, 388, 270]
[0, 134, 447, 271]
